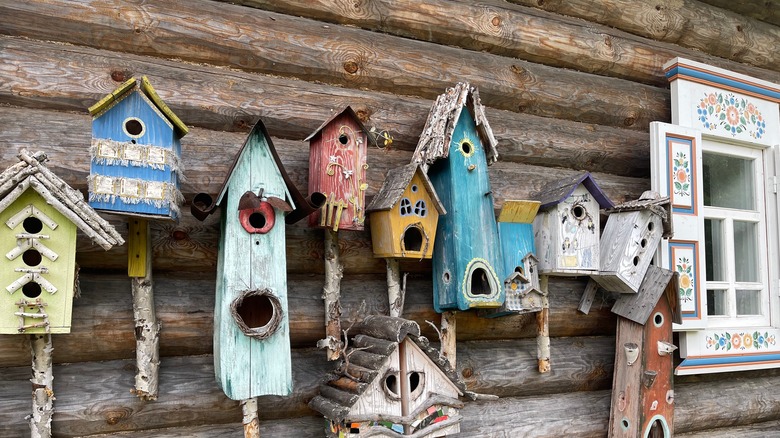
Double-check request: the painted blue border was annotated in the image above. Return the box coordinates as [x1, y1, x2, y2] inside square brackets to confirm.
[665, 135, 695, 215]
[668, 241, 699, 319]
[666, 66, 780, 102]
[678, 352, 780, 368]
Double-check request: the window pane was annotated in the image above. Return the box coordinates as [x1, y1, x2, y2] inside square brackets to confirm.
[702, 153, 755, 210]
[707, 289, 727, 316]
[704, 219, 725, 281]
[736, 289, 761, 315]
[734, 221, 758, 282]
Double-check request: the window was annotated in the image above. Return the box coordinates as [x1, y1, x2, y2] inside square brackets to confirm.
[399, 197, 412, 216]
[413, 200, 427, 217]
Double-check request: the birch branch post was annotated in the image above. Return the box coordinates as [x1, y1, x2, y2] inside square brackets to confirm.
[241, 398, 260, 438]
[318, 229, 343, 360]
[440, 311, 457, 367]
[386, 258, 407, 317]
[29, 333, 53, 438]
[128, 218, 161, 400]
[537, 275, 551, 373]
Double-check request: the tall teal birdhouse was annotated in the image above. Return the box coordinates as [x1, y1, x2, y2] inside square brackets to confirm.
[0, 150, 123, 335]
[412, 83, 503, 313]
[191, 120, 316, 401]
[88, 76, 188, 220]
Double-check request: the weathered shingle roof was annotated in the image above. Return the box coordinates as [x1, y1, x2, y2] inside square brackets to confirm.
[605, 190, 673, 238]
[0, 150, 124, 250]
[366, 163, 445, 214]
[612, 265, 682, 325]
[412, 82, 498, 165]
[530, 171, 613, 211]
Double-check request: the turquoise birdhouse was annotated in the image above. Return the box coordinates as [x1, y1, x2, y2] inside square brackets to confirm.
[190, 120, 316, 401]
[412, 83, 503, 313]
[88, 76, 188, 220]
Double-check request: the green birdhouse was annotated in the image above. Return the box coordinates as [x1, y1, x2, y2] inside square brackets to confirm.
[0, 150, 123, 335]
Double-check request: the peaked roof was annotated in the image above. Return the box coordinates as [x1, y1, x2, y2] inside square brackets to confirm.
[605, 190, 673, 238]
[366, 163, 446, 215]
[190, 119, 321, 224]
[88, 76, 189, 137]
[611, 265, 682, 325]
[308, 315, 467, 422]
[412, 82, 498, 165]
[531, 172, 613, 211]
[304, 106, 370, 142]
[0, 150, 124, 250]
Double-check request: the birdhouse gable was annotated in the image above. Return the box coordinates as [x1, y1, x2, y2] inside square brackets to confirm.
[304, 106, 369, 143]
[612, 266, 682, 325]
[533, 172, 613, 212]
[366, 164, 445, 215]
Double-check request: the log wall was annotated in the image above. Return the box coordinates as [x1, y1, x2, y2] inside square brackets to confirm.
[1, 0, 779, 436]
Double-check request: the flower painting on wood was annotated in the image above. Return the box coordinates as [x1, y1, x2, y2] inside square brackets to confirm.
[705, 331, 777, 351]
[697, 92, 766, 139]
[666, 136, 695, 215]
[670, 242, 700, 318]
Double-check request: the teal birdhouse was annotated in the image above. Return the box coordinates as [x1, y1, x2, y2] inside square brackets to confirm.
[88, 76, 188, 220]
[191, 120, 316, 401]
[412, 83, 503, 313]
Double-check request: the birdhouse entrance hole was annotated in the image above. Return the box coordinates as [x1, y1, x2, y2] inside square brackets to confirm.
[572, 205, 586, 220]
[23, 217, 43, 233]
[338, 133, 349, 145]
[470, 268, 492, 295]
[402, 226, 424, 252]
[384, 373, 399, 397]
[230, 290, 283, 340]
[22, 282, 42, 299]
[248, 212, 266, 229]
[23, 250, 42, 266]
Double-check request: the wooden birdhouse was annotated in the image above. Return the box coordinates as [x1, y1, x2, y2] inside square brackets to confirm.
[367, 163, 446, 259]
[595, 191, 672, 294]
[309, 315, 468, 437]
[0, 150, 123, 334]
[190, 120, 316, 401]
[306, 106, 370, 231]
[412, 82, 503, 312]
[88, 76, 188, 220]
[609, 265, 681, 438]
[532, 172, 613, 276]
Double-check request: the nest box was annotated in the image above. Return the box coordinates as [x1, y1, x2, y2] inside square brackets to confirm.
[595, 191, 672, 293]
[0, 150, 122, 335]
[412, 83, 503, 312]
[366, 163, 446, 259]
[532, 172, 613, 275]
[309, 315, 468, 437]
[609, 265, 681, 438]
[88, 76, 188, 220]
[306, 106, 370, 231]
[190, 120, 316, 401]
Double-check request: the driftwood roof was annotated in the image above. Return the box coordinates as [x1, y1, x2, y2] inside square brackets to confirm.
[605, 190, 673, 238]
[412, 82, 498, 165]
[304, 106, 369, 142]
[308, 315, 467, 422]
[366, 163, 446, 214]
[612, 265, 683, 325]
[0, 149, 124, 250]
[531, 171, 614, 211]
[88, 76, 189, 137]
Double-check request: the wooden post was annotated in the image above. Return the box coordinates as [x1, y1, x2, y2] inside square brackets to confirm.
[440, 311, 457, 367]
[537, 275, 551, 373]
[241, 397, 260, 438]
[129, 219, 161, 400]
[320, 229, 343, 360]
[386, 258, 405, 317]
[30, 334, 53, 438]
[578, 278, 600, 314]
[398, 340, 411, 435]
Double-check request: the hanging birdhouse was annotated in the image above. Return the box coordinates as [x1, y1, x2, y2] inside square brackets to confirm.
[190, 120, 316, 401]
[309, 315, 468, 437]
[0, 150, 123, 334]
[609, 265, 681, 438]
[88, 76, 188, 220]
[367, 163, 446, 259]
[532, 172, 613, 276]
[306, 106, 370, 231]
[595, 191, 672, 293]
[412, 82, 503, 312]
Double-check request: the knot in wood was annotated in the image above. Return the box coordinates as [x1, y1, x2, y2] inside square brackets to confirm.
[343, 61, 360, 75]
[491, 16, 502, 27]
[461, 367, 474, 378]
[104, 408, 132, 425]
[623, 115, 636, 127]
[171, 230, 188, 241]
[110, 70, 130, 82]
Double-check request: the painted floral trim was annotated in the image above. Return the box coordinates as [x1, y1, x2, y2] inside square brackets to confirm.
[705, 331, 776, 351]
[672, 151, 690, 198]
[676, 257, 694, 303]
[697, 92, 766, 139]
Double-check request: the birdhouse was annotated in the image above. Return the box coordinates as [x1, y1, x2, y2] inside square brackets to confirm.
[190, 120, 316, 401]
[0, 150, 123, 334]
[595, 191, 672, 293]
[88, 76, 188, 220]
[609, 265, 681, 438]
[309, 315, 468, 437]
[306, 106, 370, 231]
[532, 172, 613, 275]
[367, 163, 446, 259]
[412, 82, 503, 312]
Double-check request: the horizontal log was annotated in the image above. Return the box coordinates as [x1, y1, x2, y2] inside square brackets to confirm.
[696, 0, 780, 27]
[677, 419, 780, 437]
[221, 0, 780, 87]
[507, 0, 780, 73]
[0, 1, 670, 130]
[0, 272, 617, 367]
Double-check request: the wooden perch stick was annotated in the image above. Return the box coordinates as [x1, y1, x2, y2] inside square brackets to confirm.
[537, 275, 551, 373]
[129, 219, 161, 400]
[385, 258, 406, 317]
[319, 229, 343, 361]
[241, 397, 260, 438]
[30, 334, 53, 438]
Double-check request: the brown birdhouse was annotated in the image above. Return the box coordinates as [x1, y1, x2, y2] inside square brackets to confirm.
[306, 107, 370, 231]
[608, 265, 682, 438]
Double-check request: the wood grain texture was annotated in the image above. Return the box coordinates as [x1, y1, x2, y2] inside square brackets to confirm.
[0, 1, 670, 130]
[696, 0, 780, 27]
[507, 0, 780, 73]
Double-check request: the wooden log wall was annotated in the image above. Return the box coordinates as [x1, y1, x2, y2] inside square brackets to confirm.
[1, 0, 779, 436]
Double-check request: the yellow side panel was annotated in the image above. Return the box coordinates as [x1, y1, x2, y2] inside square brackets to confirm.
[498, 200, 540, 223]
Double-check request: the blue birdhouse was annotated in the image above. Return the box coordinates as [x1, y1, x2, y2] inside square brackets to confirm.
[88, 76, 188, 220]
[412, 83, 503, 313]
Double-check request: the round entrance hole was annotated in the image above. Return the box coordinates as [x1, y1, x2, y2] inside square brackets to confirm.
[23, 249, 42, 266]
[23, 217, 43, 234]
[230, 290, 283, 339]
[402, 226, 424, 252]
[461, 141, 473, 156]
[248, 212, 267, 229]
[22, 282, 42, 298]
[124, 118, 144, 137]
[572, 205, 586, 220]
[338, 133, 349, 145]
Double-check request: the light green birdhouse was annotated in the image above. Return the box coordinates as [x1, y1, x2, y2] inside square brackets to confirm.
[0, 150, 123, 335]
